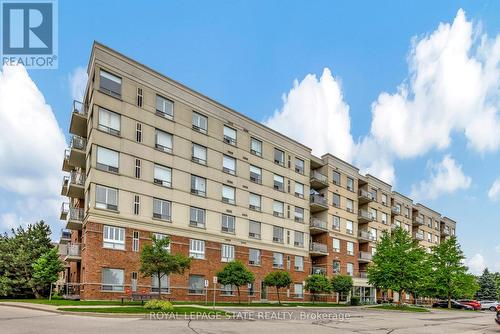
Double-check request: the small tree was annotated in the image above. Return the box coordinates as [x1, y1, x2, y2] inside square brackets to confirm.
[304, 274, 331, 302]
[263, 271, 292, 304]
[32, 248, 64, 299]
[476, 268, 498, 300]
[140, 236, 191, 299]
[216, 261, 255, 304]
[331, 275, 353, 304]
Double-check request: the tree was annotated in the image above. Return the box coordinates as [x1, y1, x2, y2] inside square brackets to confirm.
[304, 274, 331, 302]
[476, 268, 498, 300]
[367, 227, 427, 305]
[263, 271, 292, 304]
[428, 236, 479, 308]
[216, 261, 255, 304]
[32, 248, 64, 299]
[140, 236, 191, 299]
[331, 275, 353, 304]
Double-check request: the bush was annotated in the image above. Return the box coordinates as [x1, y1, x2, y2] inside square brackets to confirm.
[144, 299, 173, 312]
[350, 296, 360, 306]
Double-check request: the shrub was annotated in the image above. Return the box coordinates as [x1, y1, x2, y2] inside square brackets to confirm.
[144, 299, 173, 312]
[350, 296, 360, 306]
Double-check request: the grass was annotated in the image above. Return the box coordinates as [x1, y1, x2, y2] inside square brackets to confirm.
[0, 299, 143, 306]
[370, 305, 430, 313]
[57, 306, 229, 315]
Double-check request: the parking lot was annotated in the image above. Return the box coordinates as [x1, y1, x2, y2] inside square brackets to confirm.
[1, 304, 498, 333]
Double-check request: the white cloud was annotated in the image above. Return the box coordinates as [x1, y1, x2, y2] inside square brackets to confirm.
[68, 66, 88, 102]
[488, 178, 500, 201]
[495, 244, 500, 253]
[467, 253, 487, 275]
[410, 154, 471, 200]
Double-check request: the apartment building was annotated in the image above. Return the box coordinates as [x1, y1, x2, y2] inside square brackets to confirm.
[59, 42, 457, 302]
[412, 204, 441, 251]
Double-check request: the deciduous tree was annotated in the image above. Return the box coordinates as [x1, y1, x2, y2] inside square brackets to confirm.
[216, 261, 255, 303]
[304, 274, 331, 302]
[331, 275, 353, 304]
[263, 271, 292, 304]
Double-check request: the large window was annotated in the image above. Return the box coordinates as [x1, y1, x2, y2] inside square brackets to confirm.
[332, 171, 341, 185]
[294, 256, 304, 271]
[223, 126, 237, 145]
[347, 242, 354, 255]
[381, 193, 388, 206]
[189, 239, 205, 259]
[96, 146, 119, 173]
[156, 95, 174, 119]
[347, 263, 354, 276]
[192, 144, 207, 165]
[294, 207, 304, 223]
[294, 182, 304, 198]
[346, 220, 353, 235]
[249, 193, 261, 211]
[221, 214, 235, 233]
[272, 226, 284, 243]
[101, 268, 124, 291]
[333, 261, 340, 274]
[250, 137, 262, 156]
[153, 233, 171, 253]
[273, 201, 284, 217]
[273, 174, 284, 191]
[249, 165, 262, 184]
[192, 112, 208, 134]
[294, 231, 304, 248]
[249, 248, 261, 265]
[294, 283, 304, 298]
[346, 198, 353, 213]
[103, 225, 125, 250]
[223, 155, 236, 175]
[155, 129, 173, 153]
[221, 244, 235, 262]
[333, 216, 340, 230]
[332, 238, 340, 252]
[381, 213, 388, 225]
[132, 231, 139, 252]
[191, 175, 206, 196]
[332, 193, 340, 207]
[346, 177, 354, 191]
[189, 207, 205, 228]
[99, 70, 121, 98]
[273, 252, 284, 268]
[222, 185, 236, 204]
[295, 158, 304, 174]
[153, 198, 171, 221]
[274, 148, 285, 166]
[98, 108, 120, 136]
[249, 221, 261, 239]
[96, 185, 118, 211]
[188, 275, 204, 294]
[154, 165, 172, 187]
[152, 274, 170, 293]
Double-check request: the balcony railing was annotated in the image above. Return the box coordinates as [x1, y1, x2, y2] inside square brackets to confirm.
[309, 242, 328, 254]
[73, 100, 86, 115]
[391, 206, 401, 215]
[359, 251, 373, 262]
[70, 135, 86, 151]
[358, 209, 374, 222]
[414, 232, 424, 240]
[309, 218, 328, 231]
[359, 229, 376, 242]
[310, 194, 328, 207]
[391, 223, 400, 230]
[358, 188, 375, 203]
[66, 243, 81, 257]
[311, 266, 327, 275]
[60, 202, 69, 220]
[441, 227, 450, 236]
[310, 170, 328, 189]
[413, 216, 424, 226]
[69, 171, 86, 186]
[69, 207, 84, 221]
[359, 271, 368, 279]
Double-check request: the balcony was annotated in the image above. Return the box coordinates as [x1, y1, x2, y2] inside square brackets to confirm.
[68, 135, 86, 168]
[358, 230, 376, 243]
[358, 189, 374, 204]
[67, 171, 85, 199]
[60, 202, 69, 220]
[358, 209, 374, 223]
[309, 218, 328, 234]
[59, 229, 71, 244]
[310, 170, 328, 190]
[359, 271, 368, 279]
[311, 266, 327, 275]
[310, 194, 328, 212]
[309, 242, 328, 256]
[412, 216, 424, 226]
[441, 227, 451, 237]
[62, 149, 71, 172]
[358, 251, 373, 263]
[414, 231, 424, 240]
[61, 176, 69, 195]
[63, 243, 81, 262]
[69, 100, 87, 138]
[66, 207, 84, 230]
[391, 206, 401, 215]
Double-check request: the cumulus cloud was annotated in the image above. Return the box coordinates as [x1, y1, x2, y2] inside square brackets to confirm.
[467, 253, 486, 275]
[68, 66, 88, 102]
[488, 178, 500, 201]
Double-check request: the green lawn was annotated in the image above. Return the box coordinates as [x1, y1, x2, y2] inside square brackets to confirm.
[0, 299, 143, 306]
[370, 305, 430, 313]
[58, 306, 229, 315]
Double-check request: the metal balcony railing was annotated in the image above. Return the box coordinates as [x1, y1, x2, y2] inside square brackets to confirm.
[61, 202, 69, 215]
[414, 232, 424, 240]
[310, 170, 328, 185]
[358, 188, 375, 201]
[310, 194, 328, 207]
[70, 135, 86, 151]
[413, 217, 424, 225]
[358, 209, 373, 221]
[69, 207, 84, 221]
[73, 100, 86, 115]
[65, 243, 81, 257]
[69, 171, 86, 186]
[391, 206, 401, 215]
[359, 229, 376, 241]
[309, 242, 328, 254]
[310, 218, 328, 230]
[359, 251, 373, 261]
[311, 266, 327, 275]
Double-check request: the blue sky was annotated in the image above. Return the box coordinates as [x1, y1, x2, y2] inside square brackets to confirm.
[0, 0, 499, 274]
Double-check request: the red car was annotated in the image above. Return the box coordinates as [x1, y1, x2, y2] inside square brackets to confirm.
[458, 300, 481, 310]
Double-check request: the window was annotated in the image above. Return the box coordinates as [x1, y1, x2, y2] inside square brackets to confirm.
[223, 125, 237, 145]
[273, 174, 284, 191]
[249, 248, 261, 265]
[294, 231, 304, 248]
[220, 284, 234, 296]
[192, 112, 207, 134]
[332, 171, 341, 185]
[428, 218, 432, 227]
[347, 242, 354, 255]
[155, 129, 173, 153]
[136, 123, 142, 142]
[101, 268, 124, 291]
[370, 188, 378, 201]
[294, 207, 304, 223]
[294, 256, 304, 271]
[249, 221, 261, 239]
[273, 252, 284, 268]
[98, 108, 120, 135]
[370, 208, 377, 220]
[136, 87, 143, 107]
[191, 175, 206, 196]
[153, 198, 171, 221]
[156, 95, 174, 119]
[427, 232, 432, 242]
[273, 201, 284, 217]
[134, 159, 141, 178]
[96, 146, 119, 173]
[371, 247, 377, 256]
[381, 193, 388, 206]
[333, 216, 340, 230]
[370, 228, 377, 240]
[103, 225, 125, 250]
[272, 226, 284, 243]
[189, 239, 205, 259]
[294, 182, 304, 198]
[294, 283, 303, 298]
[99, 70, 121, 98]
[395, 220, 401, 227]
[154, 165, 172, 187]
[249, 165, 262, 184]
[153, 233, 171, 252]
[250, 137, 262, 156]
[346, 220, 353, 235]
[188, 275, 204, 294]
[249, 193, 261, 211]
[381, 213, 388, 224]
[221, 214, 235, 234]
[332, 193, 340, 207]
[332, 238, 340, 252]
[346, 198, 353, 213]
[347, 177, 354, 191]
[132, 231, 139, 252]
[133, 195, 140, 215]
[192, 144, 207, 165]
[295, 158, 304, 174]
[434, 235, 439, 243]
[404, 224, 410, 232]
[152, 274, 170, 293]
[189, 207, 205, 228]
[221, 244, 235, 262]
[274, 148, 285, 166]
[96, 185, 118, 211]
[404, 207, 410, 218]
[223, 155, 236, 175]
[222, 185, 236, 204]
[333, 261, 341, 274]
[131, 272, 138, 292]
[346, 263, 354, 276]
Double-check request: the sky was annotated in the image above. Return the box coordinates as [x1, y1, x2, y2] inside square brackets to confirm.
[0, 0, 499, 275]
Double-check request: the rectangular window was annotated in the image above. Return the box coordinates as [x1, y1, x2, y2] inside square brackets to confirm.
[96, 185, 118, 211]
[131, 272, 138, 292]
[249, 221, 261, 239]
[294, 182, 304, 198]
[273, 252, 284, 268]
[223, 125, 237, 145]
[136, 123, 142, 142]
[273, 174, 284, 191]
[137, 87, 143, 107]
[192, 112, 208, 134]
[192, 144, 207, 165]
[404, 207, 410, 218]
[221, 214, 235, 233]
[188, 274, 204, 294]
[347, 177, 354, 191]
[103, 225, 125, 250]
[101, 268, 124, 291]
[155, 129, 173, 153]
[427, 232, 432, 242]
[223, 155, 236, 175]
[332, 171, 341, 185]
[371, 208, 377, 220]
[132, 231, 139, 252]
[347, 242, 354, 255]
[152, 274, 170, 293]
[249, 248, 261, 265]
[220, 284, 234, 296]
[370, 228, 377, 240]
[294, 256, 304, 271]
[133, 195, 140, 215]
[187, 207, 205, 229]
[346, 198, 353, 213]
[156, 95, 174, 119]
[273, 201, 284, 217]
[134, 159, 141, 179]
[346, 220, 353, 235]
[295, 158, 304, 174]
[381, 193, 388, 206]
[333, 216, 340, 230]
[153, 233, 171, 253]
[221, 244, 235, 262]
[154, 165, 172, 187]
[333, 261, 340, 274]
[371, 188, 378, 201]
[381, 213, 388, 225]
[249, 193, 261, 211]
[189, 239, 205, 259]
[250, 137, 262, 156]
[222, 185, 236, 204]
[332, 193, 340, 207]
[347, 263, 354, 276]
[294, 283, 303, 298]
[249, 165, 262, 184]
[99, 70, 121, 98]
[98, 107, 120, 135]
[274, 148, 285, 166]
[294, 207, 304, 223]
[294, 231, 304, 248]
[96, 146, 119, 173]
[332, 238, 340, 252]
[153, 198, 171, 221]
[272, 226, 284, 243]
[191, 175, 206, 196]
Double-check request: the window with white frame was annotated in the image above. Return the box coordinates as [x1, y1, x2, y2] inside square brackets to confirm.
[191, 175, 206, 196]
[192, 144, 207, 165]
[154, 165, 172, 187]
[188, 275, 204, 294]
[294, 283, 303, 298]
[222, 185, 236, 204]
[250, 137, 262, 156]
[249, 248, 261, 265]
[156, 95, 174, 119]
[333, 215, 340, 230]
[381, 212, 388, 225]
[192, 112, 207, 133]
[371, 246, 377, 256]
[346, 198, 353, 212]
[333, 261, 340, 274]
[273, 252, 284, 268]
[370, 228, 377, 240]
[189, 207, 205, 228]
[249, 221, 261, 239]
[404, 224, 410, 232]
[294, 207, 304, 223]
[346, 263, 354, 276]
[272, 226, 284, 243]
[249, 193, 261, 211]
[294, 256, 304, 271]
[132, 231, 139, 252]
[99, 70, 121, 98]
[347, 241, 354, 255]
[427, 232, 432, 242]
[101, 268, 124, 291]
[153, 233, 171, 252]
[223, 126, 236, 145]
[381, 193, 387, 205]
[332, 171, 341, 185]
[249, 165, 262, 183]
[152, 274, 170, 293]
[134, 159, 141, 179]
[98, 107, 120, 135]
[96, 185, 118, 211]
[434, 235, 439, 243]
[332, 193, 340, 207]
[294, 182, 304, 198]
[274, 148, 285, 166]
[294, 231, 304, 248]
[189, 239, 205, 259]
[347, 177, 354, 191]
[332, 238, 340, 252]
[135, 123, 142, 142]
[295, 158, 304, 174]
[221, 244, 235, 262]
[223, 155, 236, 174]
[133, 195, 140, 215]
[153, 198, 171, 221]
[155, 129, 173, 153]
[346, 220, 353, 235]
[221, 214, 235, 233]
[370, 208, 377, 220]
[96, 146, 119, 173]
[273, 174, 284, 191]
[103, 225, 125, 250]
[273, 200, 284, 217]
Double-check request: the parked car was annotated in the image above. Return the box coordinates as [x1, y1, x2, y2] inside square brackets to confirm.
[479, 300, 500, 311]
[457, 299, 481, 310]
[432, 300, 473, 310]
